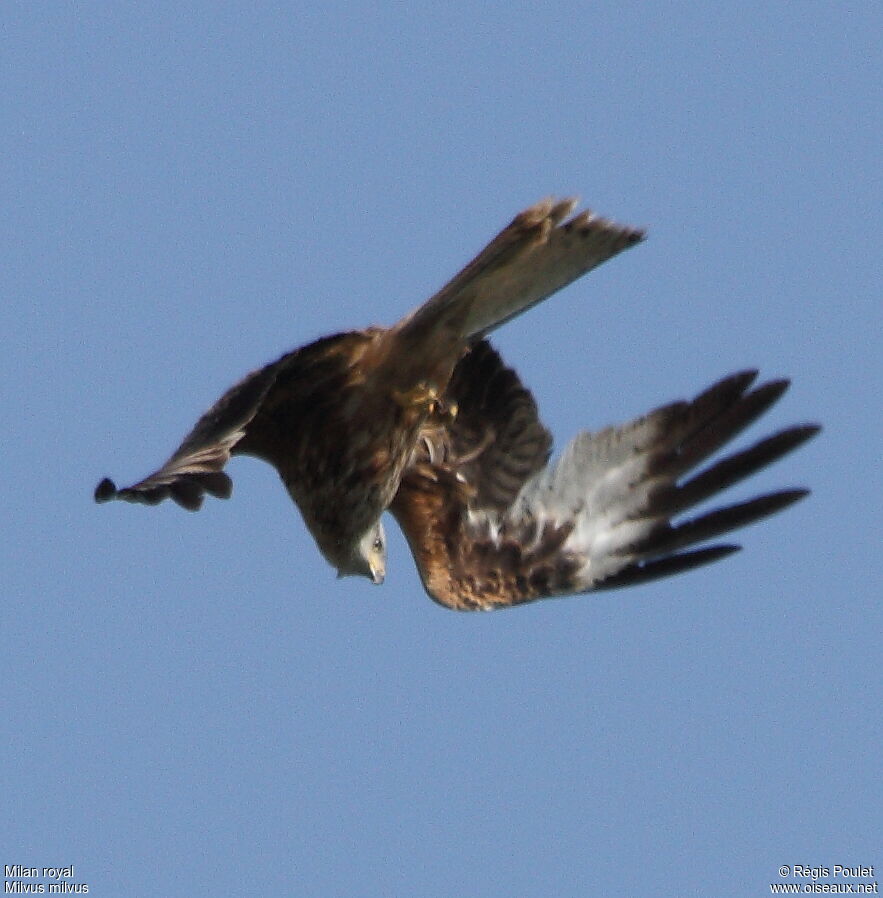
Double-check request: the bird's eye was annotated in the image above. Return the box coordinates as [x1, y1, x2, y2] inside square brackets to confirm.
[373, 537, 383, 551]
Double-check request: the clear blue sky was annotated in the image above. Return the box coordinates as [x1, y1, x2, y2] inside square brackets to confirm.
[3, 3, 880, 896]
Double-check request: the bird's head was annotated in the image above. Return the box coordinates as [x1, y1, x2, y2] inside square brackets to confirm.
[334, 520, 387, 585]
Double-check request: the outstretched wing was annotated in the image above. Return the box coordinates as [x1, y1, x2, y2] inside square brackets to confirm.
[396, 198, 644, 347]
[94, 198, 642, 528]
[391, 347, 820, 610]
[94, 331, 372, 512]
[94, 362, 279, 511]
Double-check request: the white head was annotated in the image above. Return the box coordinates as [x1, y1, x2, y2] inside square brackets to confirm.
[335, 520, 387, 585]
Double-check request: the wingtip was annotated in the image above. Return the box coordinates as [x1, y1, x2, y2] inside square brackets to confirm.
[519, 197, 645, 246]
[517, 197, 556, 226]
[94, 477, 118, 503]
[560, 205, 646, 245]
[778, 486, 812, 505]
[617, 221, 647, 245]
[797, 422, 823, 441]
[777, 424, 823, 459]
[550, 196, 579, 224]
[749, 377, 791, 411]
[728, 369, 761, 391]
[675, 543, 744, 567]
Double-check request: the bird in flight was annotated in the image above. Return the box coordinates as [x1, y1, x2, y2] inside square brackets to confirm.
[95, 198, 819, 610]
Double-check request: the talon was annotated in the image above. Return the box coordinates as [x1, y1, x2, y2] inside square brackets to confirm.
[437, 399, 458, 422]
[393, 381, 439, 411]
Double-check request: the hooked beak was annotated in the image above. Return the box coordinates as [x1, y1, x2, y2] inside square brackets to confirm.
[336, 567, 385, 585]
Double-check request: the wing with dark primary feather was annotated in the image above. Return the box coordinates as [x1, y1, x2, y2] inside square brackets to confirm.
[94, 331, 373, 512]
[94, 362, 279, 511]
[94, 198, 643, 520]
[391, 344, 820, 610]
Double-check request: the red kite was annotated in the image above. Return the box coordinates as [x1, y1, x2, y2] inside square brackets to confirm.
[96, 198, 818, 609]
